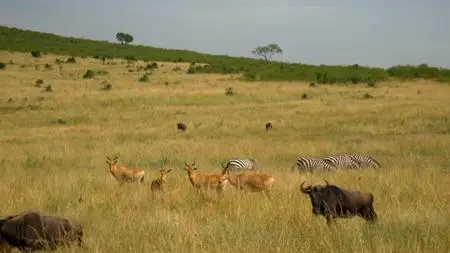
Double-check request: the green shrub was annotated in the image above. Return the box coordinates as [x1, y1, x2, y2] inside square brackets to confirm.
[83, 70, 95, 79]
[31, 50, 41, 58]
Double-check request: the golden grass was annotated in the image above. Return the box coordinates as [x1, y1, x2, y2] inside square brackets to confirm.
[0, 51, 449, 253]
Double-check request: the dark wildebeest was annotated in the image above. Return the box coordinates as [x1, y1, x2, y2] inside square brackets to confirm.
[177, 122, 187, 132]
[300, 180, 377, 226]
[0, 211, 84, 252]
[265, 122, 273, 131]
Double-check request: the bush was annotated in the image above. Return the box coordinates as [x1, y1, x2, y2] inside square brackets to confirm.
[0, 62, 5, 70]
[145, 62, 158, 70]
[35, 79, 44, 87]
[101, 82, 112, 91]
[172, 66, 182, 72]
[367, 80, 376, 87]
[139, 74, 150, 82]
[66, 57, 76, 63]
[31, 50, 41, 58]
[83, 70, 95, 79]
[362, 93, 374, 99]
[44, 63, 52, 70]
[44, 85, 53, 92]
[225, 87, 235, 96]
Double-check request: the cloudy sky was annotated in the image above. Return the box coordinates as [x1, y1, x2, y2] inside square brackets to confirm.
[1, 0, 449, 68]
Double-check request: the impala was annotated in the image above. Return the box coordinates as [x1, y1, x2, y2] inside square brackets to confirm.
[184, 161, 227, 195]
[106, 156, 145, 183]
[219, 169, 275, 199]
[151, 168, 172, 193]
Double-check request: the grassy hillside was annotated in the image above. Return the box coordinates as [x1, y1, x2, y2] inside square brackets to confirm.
[0, 51, 449, 253]
[1, 25, 450, 83]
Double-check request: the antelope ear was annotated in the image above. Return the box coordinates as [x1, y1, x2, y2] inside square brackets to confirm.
[193, 167, 198, 170]
[167, 169, 172, 173]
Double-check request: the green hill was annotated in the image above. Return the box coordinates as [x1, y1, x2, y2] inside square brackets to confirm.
[1, 25, 449, 83]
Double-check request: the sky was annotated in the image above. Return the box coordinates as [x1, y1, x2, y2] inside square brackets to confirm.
[1, 0, 449, 68]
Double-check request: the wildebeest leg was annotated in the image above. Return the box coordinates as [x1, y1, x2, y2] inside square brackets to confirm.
[325, 215, 335, 226]
[18, 248, 33, 253]
[361, 206, 377, 223]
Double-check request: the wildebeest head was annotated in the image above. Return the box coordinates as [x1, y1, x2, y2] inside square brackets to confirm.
[300, 179, 330, 215]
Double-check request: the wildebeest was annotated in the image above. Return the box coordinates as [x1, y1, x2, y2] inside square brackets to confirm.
[300, 180, 377, 225]
[265, 122, 273, 131]
[177, 122, 187, 132]
[0, 211, 84, 252]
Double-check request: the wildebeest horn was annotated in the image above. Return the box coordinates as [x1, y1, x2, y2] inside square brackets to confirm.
[300, 181, 311, 193]
[323, 179, 329, 186]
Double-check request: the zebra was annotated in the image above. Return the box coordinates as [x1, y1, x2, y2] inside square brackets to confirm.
[322, 155, 360, 170]
[292, 157, 336, 172]
[221, 159, 258, 171]
[346, 154, 381, 169]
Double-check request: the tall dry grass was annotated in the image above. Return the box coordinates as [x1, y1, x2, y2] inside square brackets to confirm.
[0, 51, 449, 253]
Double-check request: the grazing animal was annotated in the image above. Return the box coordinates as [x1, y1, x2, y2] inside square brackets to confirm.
[220, 169, 275, 199]
[292, 157, 336, 172]
[265, 122, 273, 131]
[106, 156, 145, 183]
[345, 154, 381, 169]
[300, 180, 377, 226]
[322, 155, 360, 170]
[177, 122, 187, 132]
[151, 168, 172, 193]
[184, 161, 226, 195]
[0, 211, 84, 252]
[221, 159, 258, 171]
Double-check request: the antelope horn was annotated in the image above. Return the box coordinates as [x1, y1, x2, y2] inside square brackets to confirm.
[323, 179, 329, 186]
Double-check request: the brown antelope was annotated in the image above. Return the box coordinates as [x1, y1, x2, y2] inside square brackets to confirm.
[219, 169, 275, 199]
[151, 168, 172, 193]
[106, 156, 145, 183]
[184, 161, 227, 195]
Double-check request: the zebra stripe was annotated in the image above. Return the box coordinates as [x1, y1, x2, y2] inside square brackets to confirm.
[222, 159, 257, 171]
[293, 157, 336, 172]
[346, 154, 381, 169]
[322, 155, 360, 170]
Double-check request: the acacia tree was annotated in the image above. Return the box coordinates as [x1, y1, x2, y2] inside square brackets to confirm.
[251, 43, 283, 63]
[116, 32, 134, 45]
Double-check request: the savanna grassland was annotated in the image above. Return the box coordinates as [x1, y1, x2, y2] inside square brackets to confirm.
[0, 50, 449, 253]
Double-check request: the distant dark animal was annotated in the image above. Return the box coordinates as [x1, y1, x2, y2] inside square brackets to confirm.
[0, 211, 84, 252]
[221, 159, 258, 171]
[322, 155, 360, 170]
[292, 157, 336, 172]
[300, 180, 377, 226]
[345, 154, 381, 169]
[177, 122, 187, 132]
[265, 122, 273, 131]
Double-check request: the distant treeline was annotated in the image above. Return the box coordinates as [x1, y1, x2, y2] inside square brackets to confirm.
[1, 26, 449, 84]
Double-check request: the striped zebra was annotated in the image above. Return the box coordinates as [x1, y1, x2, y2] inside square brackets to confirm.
[346, 154, 381, 169]
[221, 159, 258, 171]
[292, 157, 336, 172]
[322, 155, 360, 170]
